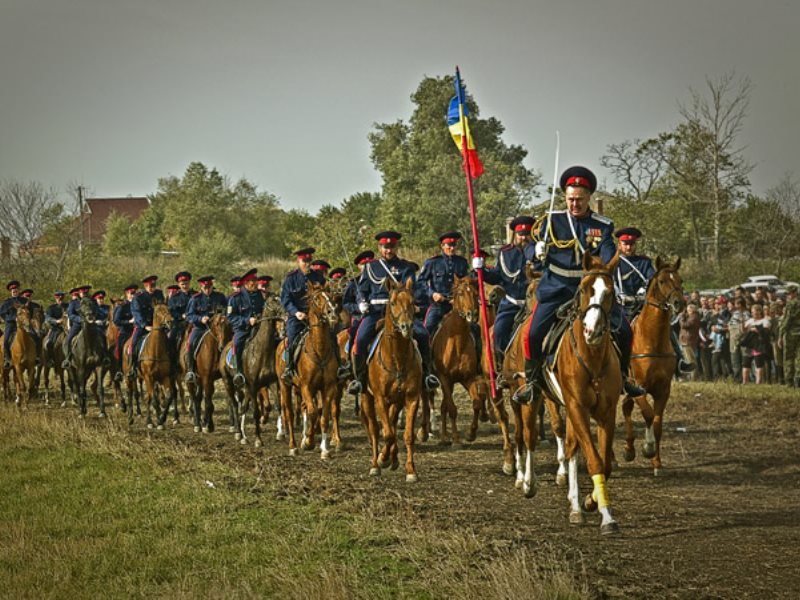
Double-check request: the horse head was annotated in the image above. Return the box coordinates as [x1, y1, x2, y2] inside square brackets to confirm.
[578, 252, 618, 346]
[451, 275, 479, 323]
[525, 271, 542, 309]
[652, 256, 686, 315]
[15, 303, 31, 330]
[307, 282, 338, 329]
[210, 312, 231, 352]
[79, 297, 97, 325]
[385, 278, 415, 339]
[152, 303, 173, 330]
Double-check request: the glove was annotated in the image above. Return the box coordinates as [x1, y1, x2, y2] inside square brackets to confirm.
[472, 256, 484, 270]
[358, 301, 369, 314]
[535, 241, 546, 260]
[636, 287, 646, 297]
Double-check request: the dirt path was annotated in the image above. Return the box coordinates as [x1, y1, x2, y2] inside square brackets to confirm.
[116, 382, 800, 598]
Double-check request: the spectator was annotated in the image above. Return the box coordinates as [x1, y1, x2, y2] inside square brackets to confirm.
[740, 303, 771, 385]
[679, 303, 702, 382]
[728, 297, 750, 383]
[710, 298, 731, 380]
[769, 301, 784, 384]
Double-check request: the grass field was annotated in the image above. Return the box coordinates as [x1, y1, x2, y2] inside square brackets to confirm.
[0, 403, 589, 599]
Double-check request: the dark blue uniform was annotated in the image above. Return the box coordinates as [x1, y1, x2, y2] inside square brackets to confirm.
[113, 300, 134, 361]
[482, 243, 536, 356]
[186, 292, 214, 357]
[130, 289, 159, 366]
[45, 301, 68, 349]
[167, 289, 192, 370]
[0, 296, 26, 359]
[280, 268, 326, 354]
[418, 253, 469, 333]
[209, 290, 228, 311]
[64, 297, 84, 354]
[227, 289, 264, 370]
[341, 278, 361, 352]
[615, 255, 655, 316]
[95, 304, 110, 335]
[525, 209, 633, 369]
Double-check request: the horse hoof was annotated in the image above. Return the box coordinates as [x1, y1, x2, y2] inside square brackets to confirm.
[234, 432, 242, 441]
[600, 521, 620, 536]
[623, 447, 636, 462]
[172, 419, 180, 426]
[514, 478, 524, 490]
[254, 439, 262, 448]
[276, 432, 286, 441]
[194, 426, 201, 433]
[378, 458, 391, 469]
[369, 467, 380, 477]
[653, 467, 663, 477]
[391, 458, 400, 471]
[502, 462, 515, 476]
[416, 428, 429, 443]
[229, 426, 237, 434]
[582, 494, 598, 513]
[438, 439, 452, 447]
[78, 413, 85, 419]
[465, 430, 477, 443]
[240, 438, 247, 446]
[289, 448, 298, 457]
[301, 439, 312, 451]
[406, 473, 418, 483]
[157, 424, 164, 431]
[479, 410, 489, 423]
[321, 450, 331, 461]
[569, 510, 585, 525]
[555, 473, 567, 487]
[642, 442, 656, 459]
[523, 483, 537, 498]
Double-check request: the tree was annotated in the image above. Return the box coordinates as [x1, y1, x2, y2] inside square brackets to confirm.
[600, 138, 666, 203]
[0, 179, 60, 255]
[369, 76, 541, 250]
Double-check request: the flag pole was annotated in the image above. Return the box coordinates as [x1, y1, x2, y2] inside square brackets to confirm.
[455, 66, 497, 398]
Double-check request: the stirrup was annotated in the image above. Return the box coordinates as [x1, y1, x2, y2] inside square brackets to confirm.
[424, 373, 441, 390]
[336, 364, 351, 381]
[624, 378, 646, 397]
[184, 371, 196, 383]
[347, 379, 363, 396]
[61, 359, 71, 369]
[512, 381, 540, 405]
[281, 367, 294, 382]
[113, 371, 123, 383]
[678, 359, 695, 373]
[233, 372, 246, 388]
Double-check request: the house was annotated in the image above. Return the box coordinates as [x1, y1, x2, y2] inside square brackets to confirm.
[81, 196, 150, 244]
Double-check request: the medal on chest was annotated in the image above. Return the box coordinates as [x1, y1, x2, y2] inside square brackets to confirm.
[585, 228, 602, 248]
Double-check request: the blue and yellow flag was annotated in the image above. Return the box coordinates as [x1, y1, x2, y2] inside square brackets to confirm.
[447, 68, 484, 178]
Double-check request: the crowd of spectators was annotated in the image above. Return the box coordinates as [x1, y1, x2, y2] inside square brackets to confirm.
[675, 286, 786, 385]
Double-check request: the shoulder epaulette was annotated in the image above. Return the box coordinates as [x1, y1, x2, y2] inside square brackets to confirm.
[499, 243, 514, 251]
[592, 213, 613, 225]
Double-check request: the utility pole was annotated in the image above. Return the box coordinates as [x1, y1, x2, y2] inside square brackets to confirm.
[77, 185, 84, 258]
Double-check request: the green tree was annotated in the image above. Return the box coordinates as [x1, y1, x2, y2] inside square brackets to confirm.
[369, 76, 541, 250]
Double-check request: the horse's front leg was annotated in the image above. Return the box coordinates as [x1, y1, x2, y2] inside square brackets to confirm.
[466, 377, 483, 442]
[621, 394, 637, 462]
[379, 399, 399, 470]
[649, 387, 670, 476]
[416, 387, 430, 443]
[403, 393, 419, 482]
[250, 387, 263, 448]
[489, 388, 515, 476]
[279, 380, 297, 455]
[97, 367, 107, 418]
[330, 385, 343, 451]
[300, 385, 318, 451]
[361, 392, 381, 476]
[521, 400, 541, 498]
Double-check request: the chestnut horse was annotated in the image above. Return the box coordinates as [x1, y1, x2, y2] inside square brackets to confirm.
[624, 257, 685, 476]
[219, 296, 283, 446]
[546, 252, 622, 535]
[9, 304, 38, 408]
[360, 278, 422, 482]
[275, 282, 341, 458]
[182, 311, 231, 434]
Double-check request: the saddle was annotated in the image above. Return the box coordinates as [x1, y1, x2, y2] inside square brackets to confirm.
[430, 312, 481, 355]
[503, 305, 533, 354]
[281, 329, 309, 364]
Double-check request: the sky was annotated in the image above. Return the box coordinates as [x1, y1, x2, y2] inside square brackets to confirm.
[1, 0, 798, 213]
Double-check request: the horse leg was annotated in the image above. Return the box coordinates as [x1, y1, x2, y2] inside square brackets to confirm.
[330, 385, 343, 451]
[649, 386, 671, 476]
[564, 420, 585, 524]
[238, 389, 249, 445]
[466, 378, 483, 442]
[319, 389, 333, 460]
[379, 400, 399, 470]
[362, 393, 381, 476]
[416, 387, 430, 443]
[592, 402, 621, 535]
[403, 393, 419, 482]
[621, 394, 637, 462]
[521, 401, 540, 498]
[279, 380, 297, 455]
[98, 368, 107, 418]
[438, 378, 453, 445]
[511, 401, 527, 489]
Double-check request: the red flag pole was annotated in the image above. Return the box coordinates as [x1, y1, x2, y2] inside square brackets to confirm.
[456, 68, 497, 398]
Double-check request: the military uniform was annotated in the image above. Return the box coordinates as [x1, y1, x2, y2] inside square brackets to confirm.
[112, 285, 137, 370]
[62, 286, 91, 366]
[615, 255, 655, 317]
[19, 289, 43, 357]
[129, 276, 161, 373]
[44, 294, 69, 355]
[418, 232, 471, 334]
[93, 292, 110, 336]
[780, 287, 800, 386]
[0, 280, 24, 366]
[227, 269, 262, 383]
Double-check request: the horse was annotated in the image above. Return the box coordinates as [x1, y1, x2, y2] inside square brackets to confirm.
[182, 311, 231, 433]
[125, 303, 174, 428]
[624, 256, 686, 476]
[9, 304, 38, 408]
[42, 314, 69, 407]
[105, 298, 125, 409]
[430, 275, 494, 448]
[66, 297, 108, 418]
[359, 278, 422, 482]
[219, 295, 283, 446]
[275, 282, 341, 458]
[543, 252, 622, 535]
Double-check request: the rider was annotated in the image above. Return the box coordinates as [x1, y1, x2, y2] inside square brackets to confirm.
[1, 280, 25, 368]
[341, 250, 374, 375]
[329, 267, 347, 284]
[62, 285, 92, 368]
[418, 231, 470, 336]
[311, 259, 331, 278]
[112, 283, 138, 381]
[20, 288, 43, 360]
[129, 275, 161, 377]
[168, 271, 193, 374]
[227, 268, 261, 387]
[513, 166, 646, 403]
[228, 276, 241, 299]
[257, 275, 275, 301]
[280, 248, 348, 382]
[184, 275, 218, 383]
[480, 216, 536, 379]
[347, 231, 441, 396]
[614, 227, 694, 373]
[92, 290, 110, 336]
[44, 291, 69, 364]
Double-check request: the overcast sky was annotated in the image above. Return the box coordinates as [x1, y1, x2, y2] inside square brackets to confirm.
[2, 0, 798, 213]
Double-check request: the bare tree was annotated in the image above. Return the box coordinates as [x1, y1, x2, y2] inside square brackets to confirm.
[600, 138, 667, 203]
[0, 180, 59, 252]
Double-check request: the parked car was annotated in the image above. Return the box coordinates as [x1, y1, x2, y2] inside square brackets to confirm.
[723, 275, 800, 298]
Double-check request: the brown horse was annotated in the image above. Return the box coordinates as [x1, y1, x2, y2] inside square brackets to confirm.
[430, 275, 493, 447]
[275, 282, 341, 458]
[126, 303, 174, 428]
[360, 278, 422, 482]
[219, 296, 283, 446]
[64, 298, 108, 418]
[546, 252, 622, 534]
[182, 311, 231, 433]
[624, 257, 685, 476]
[42, 314, 69, 407]
[9, 304, 38, 407]
[105, 299, 124, 409]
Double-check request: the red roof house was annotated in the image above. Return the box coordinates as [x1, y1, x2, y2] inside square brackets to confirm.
[81, 196, 150, 244]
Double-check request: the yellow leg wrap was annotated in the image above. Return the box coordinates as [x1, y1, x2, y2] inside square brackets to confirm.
[591, 474, 610, 509]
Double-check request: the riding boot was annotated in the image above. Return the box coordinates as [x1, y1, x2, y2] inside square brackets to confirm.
[62, 340, 72, 369]
[347, 353, 367, 396]
[335, 344, 350, 381]
[281, 340, 295, 382]
[233, 345, 246, 388]
[494, 350, 509, 389]
[513, 357, 544, 405]
[623, 369, 647, 397]
[671, 330, 695, 373]
[184, 343, 196, 383]
[421, 346, 440, 391]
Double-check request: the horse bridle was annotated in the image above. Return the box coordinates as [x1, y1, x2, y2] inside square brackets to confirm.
[386, 289, 414, 335]
[307, 289, 337, 329]
[574, 270, 614, 338]
[453, 282, 478, 321]
[646, 268, 683, 312]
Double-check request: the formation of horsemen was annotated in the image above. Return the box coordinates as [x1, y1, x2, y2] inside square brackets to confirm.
[1, 166, 693, 534]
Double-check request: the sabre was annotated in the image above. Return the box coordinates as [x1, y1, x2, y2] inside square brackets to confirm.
[543, 131, 560, 248]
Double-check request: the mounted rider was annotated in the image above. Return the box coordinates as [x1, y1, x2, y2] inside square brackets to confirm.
[112, 283, 138, 381]
[43, 291, 69, 363]
[92, 290, 110, 336]
[184, 275, 221, 383]
[479, 216, 537, 376]
[61, 284, 92, 368]
[1, 280, 25, 368]
[347, 231, 441, 396]
[514, 166, 646, 403]
[341, 250, 374, 375]
[418, 231, 471, 335]
[128, 275, 164, 377]
[227, 268, 263, 387]
[168, 271, 193, 373]
[257, 275, 275, 301]
[614, 227, 694, 373]
[20, 288, 43, 359]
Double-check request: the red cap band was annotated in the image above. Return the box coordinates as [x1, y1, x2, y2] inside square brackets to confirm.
[566, 176, 588, 189]
[619, 234, 637, 241]
[297, 253, 312, 260]
[379, 237, 397, 245]
[441, 237, 457, 245]
[514, 224, 532, 233]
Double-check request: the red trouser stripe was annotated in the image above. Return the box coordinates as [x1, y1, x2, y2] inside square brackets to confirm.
[522, 301, 539, 360]
[353, 318, 367, 355]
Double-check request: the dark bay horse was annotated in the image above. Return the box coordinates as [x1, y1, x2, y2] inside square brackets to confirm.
[67, 298, 108, 418]
[360, 278, 422, 482]
[549, 252, 622, 535]
[276, 282, 341, 458]
[10, 304, 38, 408]
[625, 257, 685, 476]
[43, 313, 69, 407]
[182, 311, 231, 433]
[219, 296, 283, 446]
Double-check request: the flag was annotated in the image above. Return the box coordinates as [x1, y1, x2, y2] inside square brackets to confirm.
[447, 69, 484, 178]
